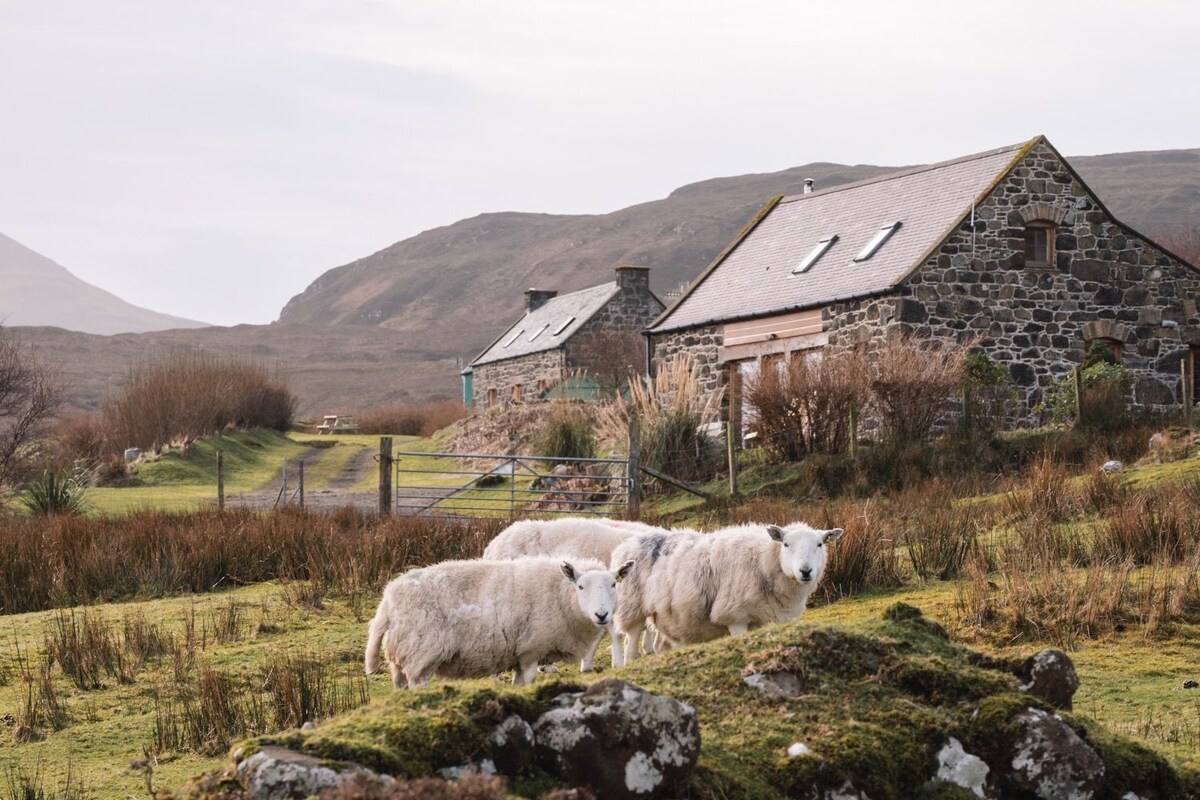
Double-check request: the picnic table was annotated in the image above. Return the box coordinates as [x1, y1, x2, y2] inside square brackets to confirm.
[316, 415, 359, 434]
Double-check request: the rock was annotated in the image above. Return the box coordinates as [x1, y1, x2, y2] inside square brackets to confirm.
[489, 714, 535, 777]
[1019, 649, 1080, 710]
[935, 737, 990, 798]
[1100, 460, 1124, 474]
[235, 745, 393, 800]
[1007, 708, 1104, 799]
[1183, 679, 1198, 689]
[743, 671, 804, 699]
[787, 742, 811, 758]
[534, 679, 699, 799]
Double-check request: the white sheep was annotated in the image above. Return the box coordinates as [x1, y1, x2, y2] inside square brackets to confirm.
[482, 517, 689, 666]
[364, 556, 634, 689]
[611, 522, 844, 663]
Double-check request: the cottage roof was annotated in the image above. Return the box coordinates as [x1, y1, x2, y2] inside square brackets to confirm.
[470, 281, 619, 367]
[649, 138, 1036, 333]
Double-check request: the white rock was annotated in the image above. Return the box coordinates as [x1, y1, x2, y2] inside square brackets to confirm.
[1100, 460, 1124, 473]
[936, 737, 989, 798]
[787, 742, 811, 757]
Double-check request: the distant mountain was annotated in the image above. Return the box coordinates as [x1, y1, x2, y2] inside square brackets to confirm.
[0, 233, 207, 334]
[277, 147, 1200, 364]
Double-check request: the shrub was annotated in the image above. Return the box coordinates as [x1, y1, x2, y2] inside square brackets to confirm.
[105, 350, 296, 454]
[868, 336, 967, 445]
[536, 402, 596, 462]
[52, 411, 110, 466]
[353, 401, 467, 437]
[1043, 350, 1135, 430]
[0, 325, 61, 490]
[745, 349, 869, 461]
[960, 352, 1016, 435]
[597, 355, 723, 486]
[17, 465, 89, 516]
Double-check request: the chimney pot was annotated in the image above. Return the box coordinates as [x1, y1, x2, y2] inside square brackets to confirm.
[803, 178, 814, 195]
[614, 264, 651, 291]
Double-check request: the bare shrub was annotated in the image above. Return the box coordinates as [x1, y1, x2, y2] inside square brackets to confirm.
[745, 349, 869, 460]
[105, 350, 295, 454]
[52, 411, 109, 466]
[0, 326, 61, 490]
[868, 336, 967, 445]
[353, 400, 467, 436]
[571, 329, 646, 397]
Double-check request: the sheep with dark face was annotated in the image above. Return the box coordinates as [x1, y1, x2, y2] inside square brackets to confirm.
[611, 522, 843, 663]
[365, 556, 634, 688]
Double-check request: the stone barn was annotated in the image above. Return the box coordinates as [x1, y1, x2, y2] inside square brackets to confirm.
[466, 264, 665, 411]
[647, 135, 1200, 432]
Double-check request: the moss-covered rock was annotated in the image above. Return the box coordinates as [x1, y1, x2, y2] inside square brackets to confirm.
[178, 604, 1192, 799]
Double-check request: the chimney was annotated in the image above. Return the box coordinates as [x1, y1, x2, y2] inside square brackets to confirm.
[803, 178, 814, 195]
[614, 264, 651, 292]
[524, 288, 557, 313]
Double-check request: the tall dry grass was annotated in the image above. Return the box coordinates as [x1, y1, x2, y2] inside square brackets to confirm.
[352, 400, 467, 437]
[0, 509, 500, 615]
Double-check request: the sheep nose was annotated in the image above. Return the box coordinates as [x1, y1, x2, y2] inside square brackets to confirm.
[799, 569, 813, 582]
[594, 611, 609, 624]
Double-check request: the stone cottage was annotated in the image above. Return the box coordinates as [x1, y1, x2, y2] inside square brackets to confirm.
[465, 265, 665, 411]
[647, 135, 1200, 430]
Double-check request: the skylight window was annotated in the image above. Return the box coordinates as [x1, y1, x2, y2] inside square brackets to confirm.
[502, 329, 524, 348]
[792, 235, 838, 274]
[552, 317, 575, 336]
[854, 222, 902, 262]
[528, 323, 550, 342]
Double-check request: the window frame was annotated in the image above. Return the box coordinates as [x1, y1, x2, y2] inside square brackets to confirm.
[1023, 222, 1055, 267]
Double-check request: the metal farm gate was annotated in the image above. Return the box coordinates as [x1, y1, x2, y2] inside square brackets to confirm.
[394, 451, 632, 519]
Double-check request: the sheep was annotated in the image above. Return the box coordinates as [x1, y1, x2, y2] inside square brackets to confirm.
[364, 556, 635, 689]
[482, 517, 691, 666]
[611, 522, 844, 663]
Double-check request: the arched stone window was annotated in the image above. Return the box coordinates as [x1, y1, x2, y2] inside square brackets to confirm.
[1018, 203, 1068, 268]
[1081, 320, 1132, 364]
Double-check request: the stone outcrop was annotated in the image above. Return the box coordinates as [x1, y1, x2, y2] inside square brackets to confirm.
[533, 679, 700, 799]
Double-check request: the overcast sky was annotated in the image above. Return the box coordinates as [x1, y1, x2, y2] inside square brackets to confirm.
[3, 0, 1198, 326]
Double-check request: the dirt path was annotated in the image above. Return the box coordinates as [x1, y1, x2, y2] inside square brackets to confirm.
[226, 444, 461, 514]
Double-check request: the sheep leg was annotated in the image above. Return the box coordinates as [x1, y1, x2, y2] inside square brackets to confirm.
[581, 631, 603, 672]
[622, 620, 646, 664]
[727, 623, 750, 636]
[641, 625, 656, 655]
[610, 627, 625, 669]
[388, 662, 406, 689]
[513, 657, 539, 686]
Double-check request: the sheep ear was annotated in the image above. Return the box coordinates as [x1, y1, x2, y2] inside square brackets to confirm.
[616, 560, 635, 582]
[767, 525, 785, 542]
[824, 528, 845, 543]
[561, 561, 577, 584]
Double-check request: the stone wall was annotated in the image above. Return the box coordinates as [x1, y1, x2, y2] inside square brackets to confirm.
[472, 349, 565, 410]
[648, 324, 725, 402]
[896, 139, 1200, 417]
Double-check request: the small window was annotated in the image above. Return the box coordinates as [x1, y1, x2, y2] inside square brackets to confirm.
[853, 222, 902, 262]
[528, 323, 550, 342]
[512, 384, 523, 402]
[1024, 223, 1054, 265]
[1086, 338, 1123, 364]
[502, 329, 524, 348]
[487, 388, 497, 408]
[792, 235, 838, 274]
[552, 317, 575, 336]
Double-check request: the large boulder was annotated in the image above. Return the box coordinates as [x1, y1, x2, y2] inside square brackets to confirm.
[1006, 708, 1105, 799]
[1019, 649, 1080, 710]
[533, 679, 700, 799]
[235, 745, 393, 799]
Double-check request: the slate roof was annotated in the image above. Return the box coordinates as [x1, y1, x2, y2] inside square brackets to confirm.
[470, 282, 619, 366]
[650, 139, 1036, 333]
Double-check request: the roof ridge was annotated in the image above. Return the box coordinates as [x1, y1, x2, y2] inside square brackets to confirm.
[778, 137, 1037, 204]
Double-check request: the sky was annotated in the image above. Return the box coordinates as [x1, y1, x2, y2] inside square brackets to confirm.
[2, 0, 1198, 326]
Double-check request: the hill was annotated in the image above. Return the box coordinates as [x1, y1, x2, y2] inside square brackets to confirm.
[277, 147, 1200, 363]
[0, 233, 207, 334]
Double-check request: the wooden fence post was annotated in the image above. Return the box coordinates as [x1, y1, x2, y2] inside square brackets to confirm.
[1183, 358, 1192, 427]
[726, 420, 738, 497]
[1073, 366, 1084, 427]
[379, 437, 393, 516]
[298, 460, 305, 509]
[848, 401, 859, 459]
[627, 415, 641, 518]
[217, 450, 224, 511]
